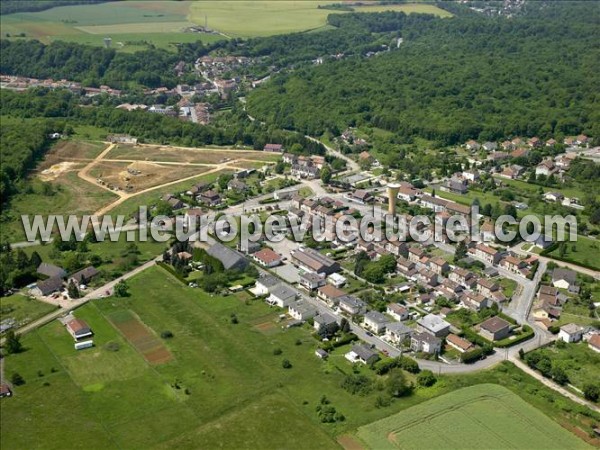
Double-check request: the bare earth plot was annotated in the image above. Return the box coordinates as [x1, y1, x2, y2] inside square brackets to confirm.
[355, 384, 591, 450]
[108, 310, 172, 365]
[109, 143, 281, 164]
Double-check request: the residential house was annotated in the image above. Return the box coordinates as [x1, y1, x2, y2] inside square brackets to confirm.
[398, 186, 419, 202]
[384, 322, 412, 346]
[288, 301, 318, 321]
[559, 323, 583, 343]
[477, 278, 500, 298]
[0, 384, 12, 398]
[199, 190, 222, 207]
[462, 170, 480, 183]
[535, 160, 557, 176]
[396, 257, 416, 277]
[446, 334, 475, 353]
[313, 313, 338, 335]
[480, 220, 495, 243]
[338, 295, 367, 315]
[317, 284, 346, 306]
[428, 257, 449, 276]
[66, 318, 93, 341]
[465, 140, 481, 151]
[184, 208, 204, 229]
[69, 266, 100, 287]
[386, 241, 408, 257]
[299, 271, 326, 291]
[31, 277, 63, 297]
[267, 284, 297, 308]
[411, 332, 442, 354]
[227, 179, 249, 192]
[500, 165, 524, 179]
[552, 268, 577, 290]
[252, 248, 282, 268]
[479, 316, 511, 341]
[461, 292, 489, 312]
[446, 202, 472, 218]
[254, 275, 281, 296]
[441, 179, 468, 195]
[327, 273, 346, 288]
[499, 256, 526, 275]
[349, 189, 373, 204]
[408, 247, 426, 264]
[449, 268, 476, 288]
[362, 311, 389, 335]
[510, 148, 529, 159]
[163, 194, 183, 210]
[482, 141, 498, 152]
[588, 334, 600, 353]
[386, 303, 409, 321]
[543, 192, 564, 203]
[470, 243, 501, 265]
[315, 348, 329, 359]
[416, 269, 439, 287]
[345, 344, 380, 365]
[417, 314, 450, 338]
[264, 143, 283, 153]
[37, 263, 67, 279]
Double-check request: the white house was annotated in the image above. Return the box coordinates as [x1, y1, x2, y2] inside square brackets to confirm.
[362, 311, 389, 335]
[384, 322, 412, 346]
[410, 332, 441, 354]
[345, 344, 379, 365]
[558, 323, 583, 343]
[288, 301, 318, 321]
[254, 275, 281, 296]
[267, 285, 297, 308]
[327, 272, 347, 288]
[417, 314, 451, 338]
[386, 303, 409, 321]
[338, 295, 367, 315]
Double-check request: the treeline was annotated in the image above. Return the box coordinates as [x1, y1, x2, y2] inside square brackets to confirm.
[0, 39, 219, 89]
[0, 87, 325, 164]
[0, 118, 53, 207]
[0, 0, 111, 15]
[247, 3, 600, 144]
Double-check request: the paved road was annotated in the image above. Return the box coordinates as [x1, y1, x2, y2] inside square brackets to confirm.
[305, 135, 360, 173]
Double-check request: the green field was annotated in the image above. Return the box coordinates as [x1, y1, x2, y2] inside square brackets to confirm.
[1, 1, 223, 51]
[545, 235, 600, 271]
[0, 294, 57, 327]
[356, 384, 591, 450]
[190, 1, 451, 37]
[1, 1, 451, 47]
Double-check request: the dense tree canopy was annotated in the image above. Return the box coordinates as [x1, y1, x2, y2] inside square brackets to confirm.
[247, 3, 600, 144]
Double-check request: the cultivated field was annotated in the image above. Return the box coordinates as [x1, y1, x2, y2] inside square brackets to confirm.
[0, 1, 222, 51]
[189, 1, 451, 37]
[356, 384, 591, 450]
[1, 1, 452, 47]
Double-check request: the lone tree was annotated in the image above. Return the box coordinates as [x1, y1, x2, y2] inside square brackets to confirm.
[113, 279, 129, 297]
[5, 330, 23, 354]
[67, 280, 80, 299]
[282, 359, 292, 369]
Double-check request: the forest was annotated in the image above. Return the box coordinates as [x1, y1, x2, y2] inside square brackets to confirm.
[247, 3, 600, 145]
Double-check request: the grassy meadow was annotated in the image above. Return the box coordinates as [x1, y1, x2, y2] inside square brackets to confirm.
[0, 294, 58, 327]
[1, 266, 598, 449]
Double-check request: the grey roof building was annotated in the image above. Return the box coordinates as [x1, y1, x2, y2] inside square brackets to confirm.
[33, 276, 63, 296]
[37, 263, 66, 279]
[206, 243, 248, 271]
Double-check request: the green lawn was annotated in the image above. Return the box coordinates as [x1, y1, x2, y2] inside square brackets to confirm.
[545, 235, 600, 271]
[2, 267, 597, 449]
[0, 294, 57, 328]
[356, 384, 591, 450]
[526, 342, 600, 394]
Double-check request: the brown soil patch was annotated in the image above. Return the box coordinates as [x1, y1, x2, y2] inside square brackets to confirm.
[109, 311, 173, 365]
[337, 434, 365, 450]
[89, 160, 207, 193]
[253, 321, 276, 333]
[41, 141, 105, 169]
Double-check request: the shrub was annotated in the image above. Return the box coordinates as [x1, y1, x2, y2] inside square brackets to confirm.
[273, 348, 282, 355]
[160, 331, 174, 339]
[282, 359, 292, 369]
[341, 374, 373, 396]
[11, 372, 25, 386]
[583, 383, 599, 402]
[104, 341, 120, 351]
[417, 370, 437, 387]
